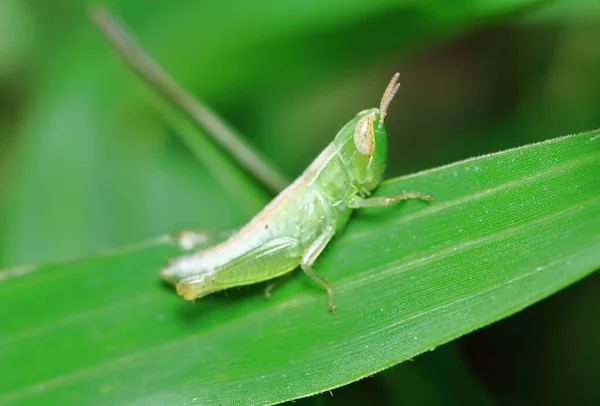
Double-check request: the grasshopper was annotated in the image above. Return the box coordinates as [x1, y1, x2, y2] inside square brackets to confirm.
[92, 7, 432, 313]
[161, 73, 433, 313]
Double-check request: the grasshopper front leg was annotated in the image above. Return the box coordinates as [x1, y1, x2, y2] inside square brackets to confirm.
[348, 192, 433, 208]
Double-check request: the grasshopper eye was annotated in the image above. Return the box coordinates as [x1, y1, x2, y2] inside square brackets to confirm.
[354, 116, 375, 155]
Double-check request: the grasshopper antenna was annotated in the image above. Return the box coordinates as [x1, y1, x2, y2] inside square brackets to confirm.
[379, 72, 400, 125]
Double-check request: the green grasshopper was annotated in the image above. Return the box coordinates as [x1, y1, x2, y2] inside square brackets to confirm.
[92, 8, 432, 313]
[161, 73, 433, 313]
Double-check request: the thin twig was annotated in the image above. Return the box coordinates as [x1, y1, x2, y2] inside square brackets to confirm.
[91, 6, 289, 194]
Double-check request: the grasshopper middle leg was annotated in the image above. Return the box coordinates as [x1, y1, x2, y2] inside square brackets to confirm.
[301, 226, 337, 313]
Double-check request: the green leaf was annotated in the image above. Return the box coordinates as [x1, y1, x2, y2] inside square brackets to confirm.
[1, 130, 598, 405]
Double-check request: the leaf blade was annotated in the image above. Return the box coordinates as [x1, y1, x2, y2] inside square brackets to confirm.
[0, 131, 598, 405]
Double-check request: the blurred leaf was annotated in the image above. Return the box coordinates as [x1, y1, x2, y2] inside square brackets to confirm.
[0, 0, 552, 267]
[1, 130, 598, 405]
[0, 0, 36, 74]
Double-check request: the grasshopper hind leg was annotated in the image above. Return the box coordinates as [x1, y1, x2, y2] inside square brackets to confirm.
[170, 229, 341, 314]
[174, 237, 302, 302]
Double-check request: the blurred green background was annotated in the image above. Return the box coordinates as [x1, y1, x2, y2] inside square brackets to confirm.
[0, 0, 598, 404]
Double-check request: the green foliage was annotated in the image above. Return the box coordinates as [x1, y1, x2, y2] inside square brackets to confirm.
[1, 0, 600, 405]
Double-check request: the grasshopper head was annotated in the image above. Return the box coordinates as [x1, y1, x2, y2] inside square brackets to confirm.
[335, 73, 400, 193]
